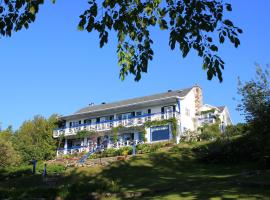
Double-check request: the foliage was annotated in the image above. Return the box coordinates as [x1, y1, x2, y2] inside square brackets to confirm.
[199, 122, 221, 141]
[181, 130, 200, 142]
[136, 141, 173, 154]
[0, 126, 21, 168]
[197, 65, 270, 164]
[0, 138, 21, 168]
[1, 1, 241, 82]
[89, 146, 133, 159]
[88, 141, 173, 159]
[12, 115, 58, 162]
[0, 163, 65, 180]
[141, 128, 147, 142]
[75, 130, 96, 139]
[193, 135, 268, 164]
[224, 123, 248, 137]
[0, 125, 13, 141]
[112, 125, 122, 142]
[237, 65, 270, 130]
[4, 142, 270, 200]
[78, 0, 242, 82]
[236, 64, 270, 161]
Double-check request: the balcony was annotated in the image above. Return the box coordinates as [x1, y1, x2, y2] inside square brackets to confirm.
[53, 111, 179, 138]
[198, 115, 216, 125]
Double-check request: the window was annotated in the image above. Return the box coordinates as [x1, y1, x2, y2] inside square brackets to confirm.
[84, 119, 92, 124]
[100, 117, 106, 122]
[136, 111, 142, 116]
[151, 125, 170, 141]
[122, 113, 132, 119]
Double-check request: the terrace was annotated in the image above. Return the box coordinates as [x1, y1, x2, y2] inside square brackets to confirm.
[53, 111, 179, 138]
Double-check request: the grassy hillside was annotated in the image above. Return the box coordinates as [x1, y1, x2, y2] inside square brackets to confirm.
[0, 142, 270, 200]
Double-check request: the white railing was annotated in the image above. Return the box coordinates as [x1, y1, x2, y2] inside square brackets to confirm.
[56, 146, 89, 156]
[56, 140, 144, 156]
[53, 111, 179, 138]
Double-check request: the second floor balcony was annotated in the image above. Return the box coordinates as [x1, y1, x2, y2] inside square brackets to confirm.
[53, 111, 179, 138]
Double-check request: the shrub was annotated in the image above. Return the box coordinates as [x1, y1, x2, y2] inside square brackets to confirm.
[117, 146, 132, 156]
[194, 133, 270, 164]
[36, 163, 65, 175]
[181, 130, 200, 142]
[102, 148, 118, 157]
[224, 123, 248, 137]
[88, 141, 173, 159]
[136, 141, 173, 154]
[199, 123, 221, 141]
[136, 143, 152, 154]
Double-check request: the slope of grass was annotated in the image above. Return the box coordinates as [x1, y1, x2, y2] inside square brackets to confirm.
[0, 142, 269, 199]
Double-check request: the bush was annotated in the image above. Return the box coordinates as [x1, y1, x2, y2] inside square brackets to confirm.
[89, 146, 133, 159]
[194, 133, 270, 165]
[88, 141, 173, 159]
[0, 163, 65, 179]
[199, 123, 221, 141]
[103, 148, 119, 157]
[117, 146, 132, 156]
[136, 141, 173, 154]
[224, 123, 248, 137]
[36, 163, 65, 175]
[181, 130, 200, 142]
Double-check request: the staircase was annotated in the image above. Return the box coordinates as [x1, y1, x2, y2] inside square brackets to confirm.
[77, 146, 104, 165]
[77, 149, 96, 165]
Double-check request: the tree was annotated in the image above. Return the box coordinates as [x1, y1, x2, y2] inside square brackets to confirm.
[0, 0, 242, 81]
[0, 125, 13, 141]
[0, 139, 21, 168]
[237, 64, 270, 160]
[0, 126, 21, 168]
[238, 65, 270, 126]
[13, 115, 58, 162]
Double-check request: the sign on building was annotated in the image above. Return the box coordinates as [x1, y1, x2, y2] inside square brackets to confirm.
[150, 125, 170, 141]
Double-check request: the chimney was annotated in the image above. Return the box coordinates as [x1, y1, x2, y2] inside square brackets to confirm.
[89, 102, 94, 107]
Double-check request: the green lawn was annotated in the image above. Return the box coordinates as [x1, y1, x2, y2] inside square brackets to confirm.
[0, 143, 269, 199]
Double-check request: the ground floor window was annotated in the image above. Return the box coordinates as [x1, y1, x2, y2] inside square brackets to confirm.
[150, 125, 170, 142]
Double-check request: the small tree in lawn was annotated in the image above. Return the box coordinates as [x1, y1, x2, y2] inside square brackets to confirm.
[237, 64, 270, 159]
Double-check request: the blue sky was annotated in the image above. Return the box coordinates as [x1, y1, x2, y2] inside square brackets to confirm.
[0, 1, 270, 130]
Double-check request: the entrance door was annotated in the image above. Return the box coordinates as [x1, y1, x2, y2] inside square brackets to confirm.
[97, 137, 101, 146]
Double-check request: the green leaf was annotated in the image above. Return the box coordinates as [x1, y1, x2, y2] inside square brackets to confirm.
[159, 19, 168, 30]
[219, 35, 225, 43]
[29, 6, 36, 15]
[226, 3, 232, 11]
[210, 45, 218, 52]
[237, 28, 243, 34]
[224, 19, 233, 27]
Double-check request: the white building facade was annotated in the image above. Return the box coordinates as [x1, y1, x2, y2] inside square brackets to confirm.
[53, 85, 231, 156]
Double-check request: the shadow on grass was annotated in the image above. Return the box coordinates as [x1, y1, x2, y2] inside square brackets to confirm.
[1, 146, 270, 199]
[60, 148, 270, 199]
